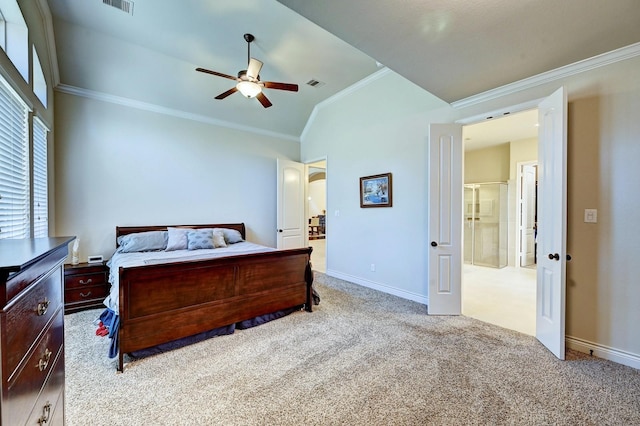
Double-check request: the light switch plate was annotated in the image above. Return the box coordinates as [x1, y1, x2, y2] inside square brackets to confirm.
[584, 209, 598, 223]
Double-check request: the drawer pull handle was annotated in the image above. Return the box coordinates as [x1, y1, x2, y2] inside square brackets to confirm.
[37, 348, 52, 372]
[36, 298, 50, 316]
[37, 402, 52, 425]
[79, 278, 93, 285]
[79, 291, 92, 298]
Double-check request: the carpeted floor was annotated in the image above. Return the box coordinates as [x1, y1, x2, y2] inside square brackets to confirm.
[64, 273, 640, 425]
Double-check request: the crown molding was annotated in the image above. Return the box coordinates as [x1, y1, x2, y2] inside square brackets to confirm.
[451, 42, 640, 109]
[55, 84, 300, 142]
[301, 68, 391, 141]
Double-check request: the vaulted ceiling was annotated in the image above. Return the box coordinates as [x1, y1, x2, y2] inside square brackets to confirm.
[47, 0, 640, 140]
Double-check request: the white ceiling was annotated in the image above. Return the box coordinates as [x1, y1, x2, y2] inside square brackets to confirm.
[47, 0, 380, 139]
[463, 109, 539, 151]
[276, 0, 640, 103]
[47, 0, 640, 141]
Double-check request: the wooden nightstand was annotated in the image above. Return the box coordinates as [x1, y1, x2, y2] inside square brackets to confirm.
[64, 262, 109, 314]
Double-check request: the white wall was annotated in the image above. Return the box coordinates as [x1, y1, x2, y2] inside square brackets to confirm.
[307, 179, 326, 217]
[302, 57, 640, 363]
[302, 70, 454, 301]
[54, 92, 300, 261]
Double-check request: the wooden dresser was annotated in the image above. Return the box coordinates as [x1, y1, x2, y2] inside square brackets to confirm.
[0, 237, 74, 426]
[64, 262, 109, 314]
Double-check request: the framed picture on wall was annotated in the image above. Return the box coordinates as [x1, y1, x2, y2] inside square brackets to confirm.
[360, 173, 392, 208]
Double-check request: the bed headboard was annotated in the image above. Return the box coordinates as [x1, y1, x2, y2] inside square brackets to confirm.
[115, 223, 246, 246]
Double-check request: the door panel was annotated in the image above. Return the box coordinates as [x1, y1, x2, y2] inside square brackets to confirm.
[535, 87, 567, 359]
[276, 159, 305, 249]
[521, 163, 537, 267]
[428, 124, 462, 315]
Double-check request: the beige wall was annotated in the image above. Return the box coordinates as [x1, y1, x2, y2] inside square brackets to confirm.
[509, 138, 537, 179]
[464, 143, 510, 184]
[565, 86, 640, 354]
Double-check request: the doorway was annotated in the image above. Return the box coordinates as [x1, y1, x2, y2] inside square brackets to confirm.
[462, 109, 538, 336]
[518, 162, 538, 268]
[307, 160, 326, 273]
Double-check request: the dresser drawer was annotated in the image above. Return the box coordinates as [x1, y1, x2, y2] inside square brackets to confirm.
[4, 310, 64, 424]
[65, 270, 106, 289]
[25, 354, 65, 426]
[4, 270, 63, 377]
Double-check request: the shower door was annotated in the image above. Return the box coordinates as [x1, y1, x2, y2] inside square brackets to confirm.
[463, 183, 507, 268]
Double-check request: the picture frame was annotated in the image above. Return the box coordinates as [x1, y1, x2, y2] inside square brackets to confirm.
[360, 173, 392, 208]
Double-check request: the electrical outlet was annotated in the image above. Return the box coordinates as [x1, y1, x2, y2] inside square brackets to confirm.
[370, 263, 376, 272]
[584, 209, 598, 223]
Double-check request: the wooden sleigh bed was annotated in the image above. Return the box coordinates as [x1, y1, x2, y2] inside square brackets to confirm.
[109, 223, 314, 372]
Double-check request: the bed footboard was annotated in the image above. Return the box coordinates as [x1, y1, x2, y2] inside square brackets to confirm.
[117, 247, 313, 371]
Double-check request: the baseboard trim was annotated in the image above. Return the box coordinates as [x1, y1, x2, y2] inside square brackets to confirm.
[566, 336, 640, 370]
[325, 269, 428, 305]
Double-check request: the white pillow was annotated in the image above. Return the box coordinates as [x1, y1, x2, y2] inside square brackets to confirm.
[165, 227, 188, 251]
[212, 229, 227, 248]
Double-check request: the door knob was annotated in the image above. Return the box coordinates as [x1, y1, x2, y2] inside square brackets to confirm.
[278, 229, 283, 233]
[548, 253, 560, 261]
[430, 241, 438, 247]
[566, 254, 572, 261]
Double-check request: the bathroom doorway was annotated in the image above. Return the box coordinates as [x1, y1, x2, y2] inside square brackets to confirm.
[462, 109, 538, 335]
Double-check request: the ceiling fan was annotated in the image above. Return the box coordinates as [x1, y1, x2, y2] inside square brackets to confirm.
[196, 33, 298, 108]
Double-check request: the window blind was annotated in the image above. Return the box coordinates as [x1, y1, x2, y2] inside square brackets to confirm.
[33, 116, 48, 237]
[0, 76, 30, 239]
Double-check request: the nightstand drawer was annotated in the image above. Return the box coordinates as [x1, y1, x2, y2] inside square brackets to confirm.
[65, 284, 108, 304]
[65, 271, 106, 289]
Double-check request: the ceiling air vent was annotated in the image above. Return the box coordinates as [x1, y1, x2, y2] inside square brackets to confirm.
[102, 0, 134, 15]
[306, 79, 325, 88]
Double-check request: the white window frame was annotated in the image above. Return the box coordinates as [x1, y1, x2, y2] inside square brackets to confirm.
[32, 116, 48, 237]
[0, 74, 30, 239]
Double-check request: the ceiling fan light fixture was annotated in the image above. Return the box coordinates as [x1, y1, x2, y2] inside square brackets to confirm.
[236, 80, 262, 98]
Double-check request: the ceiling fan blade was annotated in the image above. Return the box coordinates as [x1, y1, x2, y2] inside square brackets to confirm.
[263, 81, 299, 92]
[246, 58, 263, 80]
[215, 87, 238, 99]
[196, 67, 237, 81]
[256, 92, 272, 108]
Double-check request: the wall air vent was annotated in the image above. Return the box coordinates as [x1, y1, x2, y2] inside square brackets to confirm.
[102, 0, 134, 15]
[306, 79, 325, 88]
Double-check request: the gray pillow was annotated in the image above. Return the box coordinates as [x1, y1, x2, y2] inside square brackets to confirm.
[187, 229, 215, 250]
[216, 228, 244, 244]
[117, 231, 168, 253]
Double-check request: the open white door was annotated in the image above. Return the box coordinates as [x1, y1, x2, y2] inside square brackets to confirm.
[428, 124, 463, 315]
[276, 159, 305, 249]
[536, 87, 567, 359]
[520, 163, 537, 267]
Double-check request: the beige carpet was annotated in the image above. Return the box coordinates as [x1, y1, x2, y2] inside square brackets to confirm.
[64, 273, 640, 425]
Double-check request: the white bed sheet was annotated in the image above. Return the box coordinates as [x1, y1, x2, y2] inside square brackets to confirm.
[104, 241, 275, 312]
